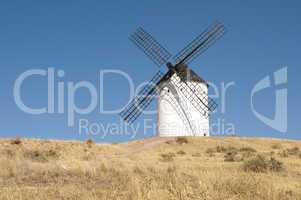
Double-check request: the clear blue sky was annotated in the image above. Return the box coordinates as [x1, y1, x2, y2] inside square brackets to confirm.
[0, 0, 300, 142]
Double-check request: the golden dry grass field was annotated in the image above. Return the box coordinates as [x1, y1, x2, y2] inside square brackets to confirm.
[0, 136, 300, 200]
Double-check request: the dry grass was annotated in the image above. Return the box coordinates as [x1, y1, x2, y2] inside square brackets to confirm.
[0, 137, 300, 200]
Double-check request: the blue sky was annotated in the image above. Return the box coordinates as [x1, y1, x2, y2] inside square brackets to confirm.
[0, 0, 300, 142]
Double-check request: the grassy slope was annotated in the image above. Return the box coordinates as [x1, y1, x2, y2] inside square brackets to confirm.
[0, 136, 300, 200]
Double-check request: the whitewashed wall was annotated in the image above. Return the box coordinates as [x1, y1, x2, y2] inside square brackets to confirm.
[158, 74, 210, 137]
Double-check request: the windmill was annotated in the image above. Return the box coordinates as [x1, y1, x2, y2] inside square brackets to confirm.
[119, 21, 226, 137]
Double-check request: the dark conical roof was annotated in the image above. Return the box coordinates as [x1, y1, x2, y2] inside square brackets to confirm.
[176, 63, 207, 85]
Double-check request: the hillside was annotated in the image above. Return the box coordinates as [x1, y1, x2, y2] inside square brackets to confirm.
[0, 136, 300, 200]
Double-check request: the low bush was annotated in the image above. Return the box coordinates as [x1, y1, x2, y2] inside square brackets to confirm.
[10, 138, 22, 145]
[176, 150, 186, 155]
[224, 152, 236, 162]
[205, 148, 214, 154]
[268, 157, 283, 172]
[242, 155, 268, 173]
[216, 145, 227, 153]
[175, 137, 188, 145]
[286, 147, 300, 156]
[278, 150, 289, 158]
[207, 145, 237, 153]
[243, 155, 283, 173]
[224, 152, 242, 162]
[192, 152, 201, 157]
[86, 139, 94, 148]
[160, 152, 175, 162]
[205, 148, 215, 157]
[239, 147, 257, 153]
[271, 143, 282, 149]
[23, 149, 60, 162]
[239, 147, 256, 160]
[24, 150, 48, 162]
[241, 151, 255, 160]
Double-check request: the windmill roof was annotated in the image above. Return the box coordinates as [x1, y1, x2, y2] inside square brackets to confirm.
[176, 63, 208, 85]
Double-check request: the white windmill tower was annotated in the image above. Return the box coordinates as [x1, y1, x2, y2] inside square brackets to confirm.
[120, 21, 225, 137]
[157, 65, 210, 137]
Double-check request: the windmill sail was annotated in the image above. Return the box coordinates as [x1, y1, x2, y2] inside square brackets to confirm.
[121, 21, 226, 126]
[173, 21, 226, 65]
[129, 27, 172, 67]
[119, 70, 166, 124]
